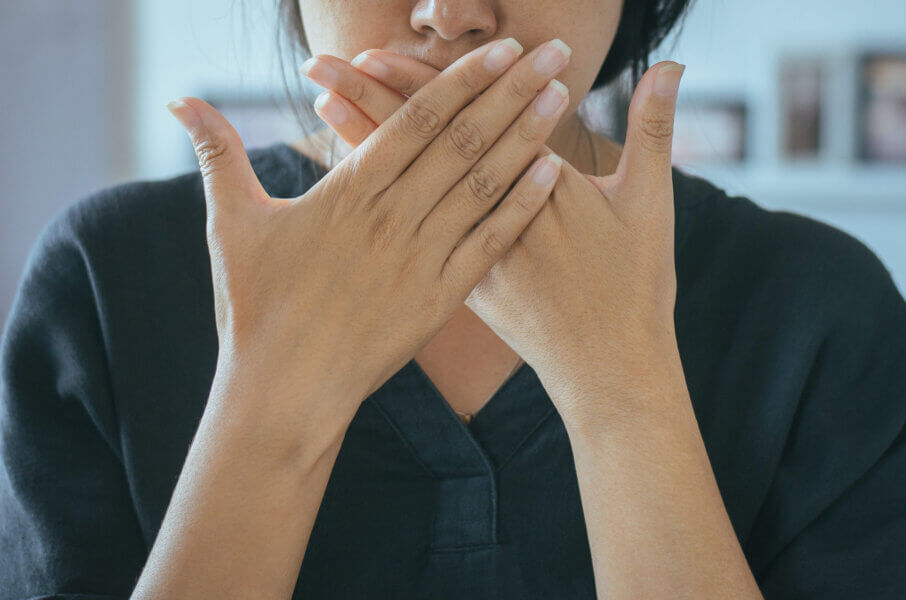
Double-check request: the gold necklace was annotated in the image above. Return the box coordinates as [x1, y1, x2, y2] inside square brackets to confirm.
[328, 121, 592, 426]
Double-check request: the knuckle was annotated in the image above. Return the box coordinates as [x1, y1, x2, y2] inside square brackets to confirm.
[399, 245, 420, 279]
[511, 189, 539, 214]
[194, 137, 230, 176]
[399, 98, 443, 139]
[369, 206, 404, 252]
[506, 76, 536, 101]
[477, 222, 506, 258]
[418, 284, 445, 323]
[637, 113, 674, 148]
[515, 118, 543, 144]
[344, 78, 369, 104]
[445, 118, 486, 160]
[451, 66, 484, 96]
[397, 71, 422, 96]
[465, 165, 504, 207]
[439, 259, 463, 298]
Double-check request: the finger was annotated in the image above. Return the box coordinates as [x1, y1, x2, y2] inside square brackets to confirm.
[312, 90, 378, 148]
[615, 61, 685, 188]
[422, 78, 569, 254]
[301, 53, 408, 125]
[350, 49, 439, 98]
[166, 97, 268, 215]
[440, 154, 563, 297]
[389, 38, 571, 219]
[332, 37, 524, 193]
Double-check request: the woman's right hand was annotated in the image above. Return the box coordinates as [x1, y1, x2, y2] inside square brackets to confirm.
[166, 37, 571, 441]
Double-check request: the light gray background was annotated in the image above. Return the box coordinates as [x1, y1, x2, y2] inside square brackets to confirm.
[2, 0, 905, 330]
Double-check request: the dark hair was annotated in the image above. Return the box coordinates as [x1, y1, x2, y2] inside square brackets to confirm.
[276, 0, 695, 93]
[595, 0, 694, 89]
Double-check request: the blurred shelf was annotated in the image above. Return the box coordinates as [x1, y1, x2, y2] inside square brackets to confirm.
[676, 161, 906, 212]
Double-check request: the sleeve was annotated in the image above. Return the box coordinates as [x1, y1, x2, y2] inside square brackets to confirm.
[745, 237, 906, 599]
[0, 203, 148, 599]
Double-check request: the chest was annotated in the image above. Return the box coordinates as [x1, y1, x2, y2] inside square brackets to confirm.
[414, 304, 523, 419]
[293, 398, 595, 599]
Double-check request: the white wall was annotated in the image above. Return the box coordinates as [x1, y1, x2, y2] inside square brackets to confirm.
[649, 0, 906, 292]
[132, 0, 316, 181]
[0, 1, 131, 324]
[131, 0, 906, 293]
[2, 0, 904, 328]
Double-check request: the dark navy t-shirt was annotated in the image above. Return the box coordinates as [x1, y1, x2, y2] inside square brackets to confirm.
[1, 142, 905, 599]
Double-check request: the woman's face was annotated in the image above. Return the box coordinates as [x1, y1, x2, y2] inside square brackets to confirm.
[298, 0, 623, 122]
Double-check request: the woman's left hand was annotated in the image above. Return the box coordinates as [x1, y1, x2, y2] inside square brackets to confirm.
[301, 50, 686, 428]
[305, 55, 771, 600]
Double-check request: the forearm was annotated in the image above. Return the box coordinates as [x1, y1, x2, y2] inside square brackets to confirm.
[131, 363, 357, 600]
[553, 346, 763, 600]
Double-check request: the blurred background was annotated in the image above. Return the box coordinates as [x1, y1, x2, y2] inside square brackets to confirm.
[1, 0, 905, 326]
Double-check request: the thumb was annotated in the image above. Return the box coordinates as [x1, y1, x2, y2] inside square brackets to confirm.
[166, 97, 268, 214]
[614, 61, 685, 187]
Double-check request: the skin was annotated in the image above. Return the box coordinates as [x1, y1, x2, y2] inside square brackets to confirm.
[297, 0, 622, 176]
[142, 39, 572, 599]
[299, 2, 764, 597]
[132, 1, 765, 598]
[304, 37, 765, 600]
[294, 0, 626, 416]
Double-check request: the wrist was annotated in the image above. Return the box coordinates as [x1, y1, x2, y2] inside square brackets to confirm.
[205, 355, 361, 474]
[545, 338, 689, 436]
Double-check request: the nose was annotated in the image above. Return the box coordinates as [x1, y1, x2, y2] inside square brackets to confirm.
[410, 0, 497, 41]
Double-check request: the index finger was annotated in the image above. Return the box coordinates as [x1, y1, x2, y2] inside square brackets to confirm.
[334, 37, 524, 192]
[351, 49, 439, 99]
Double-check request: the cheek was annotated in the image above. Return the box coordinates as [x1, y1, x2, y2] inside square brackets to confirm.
[298, 0, 408, 60]
[503, 0, 620, 98]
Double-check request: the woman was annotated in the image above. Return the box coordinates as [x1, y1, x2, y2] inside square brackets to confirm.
[1, 0, 904, 598]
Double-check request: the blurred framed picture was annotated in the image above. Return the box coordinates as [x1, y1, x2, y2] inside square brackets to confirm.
[178, 92, 316, 170]
[205, 93, 309, 150]
[672, 99, 747, 164]
[780, 57, 824, 158]
[858, 52, 906, 162]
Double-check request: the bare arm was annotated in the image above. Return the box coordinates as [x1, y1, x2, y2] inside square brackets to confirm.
[132, 36, 570, 599]
[131, 363, 354, 600]
[552, 342, 764, 600]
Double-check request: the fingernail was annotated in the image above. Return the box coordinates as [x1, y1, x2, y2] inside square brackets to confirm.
[314, 92, 347, 124]
[300, 57, 338, 88]
[653, 63, 685, 97]
[351, 52, 389, 79]
[534, 79, 568, 117]
[484, 38, 523, 71]
[166, 99, 201, 130]
[533, 39, 571, 75]
[533, 154, 562, 186]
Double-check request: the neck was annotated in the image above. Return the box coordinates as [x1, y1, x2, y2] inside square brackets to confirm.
[546, 112, 595, 175]
[547, 111, 625, 178]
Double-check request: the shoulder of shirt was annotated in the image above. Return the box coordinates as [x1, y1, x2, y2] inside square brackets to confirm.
[27, 153, 903, 315]
[28, 143, 318, 269]
[670, 165, 904, 313]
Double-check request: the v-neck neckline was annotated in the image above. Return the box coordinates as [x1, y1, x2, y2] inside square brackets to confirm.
[369, 358, 557, 478]
[266, 140, 561, 476]
[409, 356, 530, 428]
[267, 139, 700, 478]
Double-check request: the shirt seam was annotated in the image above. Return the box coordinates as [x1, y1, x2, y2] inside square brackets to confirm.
[366, 397, 438, 479]
[495, 406, 558, 473]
